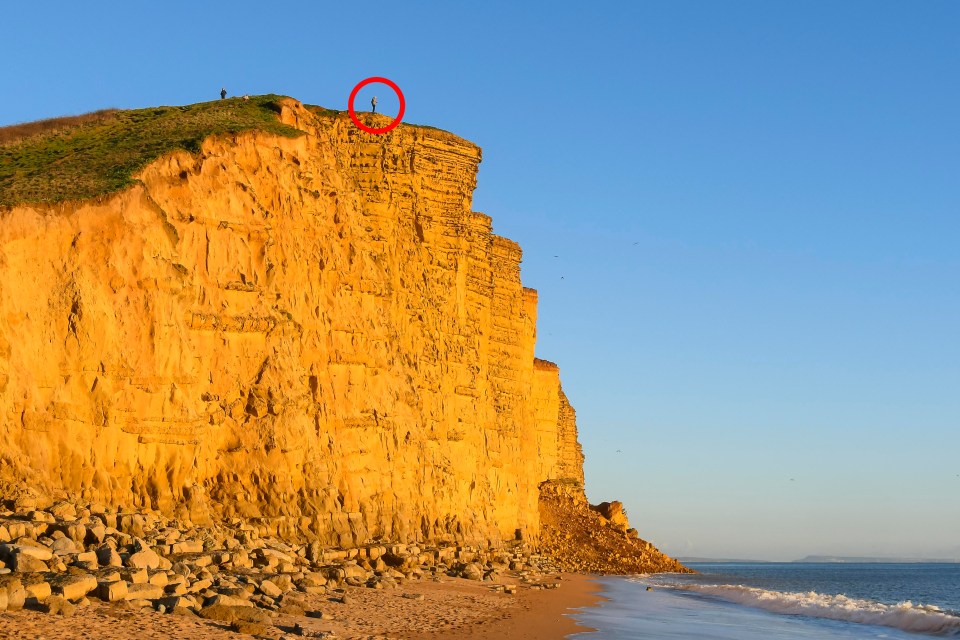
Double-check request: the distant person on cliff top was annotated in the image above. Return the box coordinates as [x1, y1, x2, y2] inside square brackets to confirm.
[220, 88, 227, 100]
[371, 96, 377, 114]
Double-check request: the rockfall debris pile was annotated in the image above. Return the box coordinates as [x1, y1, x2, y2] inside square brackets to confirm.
[538, 481, 690, 574]
[0, 496, 565, 633]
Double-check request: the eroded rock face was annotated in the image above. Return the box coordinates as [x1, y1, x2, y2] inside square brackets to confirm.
[0, 100, 584, 547]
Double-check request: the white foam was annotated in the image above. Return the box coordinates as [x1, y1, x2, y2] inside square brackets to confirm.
[675, 583, 960, 636]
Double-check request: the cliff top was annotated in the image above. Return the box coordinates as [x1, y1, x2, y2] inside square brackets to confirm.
[0, 94, 463, 207]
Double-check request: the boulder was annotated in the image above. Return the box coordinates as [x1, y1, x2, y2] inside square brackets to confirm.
[148, 571, 168, 586]
[50, 574, 98, 601]
[460, 563, 484, 580]
[205, 593, 253, 608]
[12, 553, 48, 573]
[127, 539, 161, 570]
[590, 501, 630, 530]
[84, 523, 107, 546]
[158, 595, 197, 610]
[71, 551, 99, 571]
[42, 594, 77, 616]
[188, 578, 213, 593]
[7, 587, 26, 611]
[0, 576, 25, 610]
[96, 580, 129, 602]
[171, 540, 203, 554]
[24, 580, 52, 602]
[188, 554, 213, 568]
[121, 568, 149, 584]
[342, 563, 367, 580]
[50, 503, 78, 521]
[96, 544, 122, 567]
[11, 543, 53, 561]
[299, 573, 327, 587]
[125, 583, 164, 600]
[259, 579, 283, 598]
[51, 537, 78, 555]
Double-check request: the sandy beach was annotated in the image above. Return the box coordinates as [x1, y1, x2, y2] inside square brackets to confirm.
[0, 572, 603, 640]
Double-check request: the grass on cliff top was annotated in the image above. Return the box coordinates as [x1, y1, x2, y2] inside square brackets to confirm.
[0, 95, 303, 207]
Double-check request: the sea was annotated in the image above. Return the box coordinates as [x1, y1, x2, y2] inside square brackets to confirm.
[570, 563, 960, 639]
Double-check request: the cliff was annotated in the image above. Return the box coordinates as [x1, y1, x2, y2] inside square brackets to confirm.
[0, 98, 588, 548]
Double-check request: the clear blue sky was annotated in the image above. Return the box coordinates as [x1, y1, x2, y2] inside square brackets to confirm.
[4, 1, 958, 561]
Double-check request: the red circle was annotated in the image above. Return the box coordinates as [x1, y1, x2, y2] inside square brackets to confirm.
[348, 77, 405, 134]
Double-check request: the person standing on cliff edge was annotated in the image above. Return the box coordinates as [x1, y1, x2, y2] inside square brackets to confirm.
[220, 87, 227, 100]
[371, 96, 377, 114]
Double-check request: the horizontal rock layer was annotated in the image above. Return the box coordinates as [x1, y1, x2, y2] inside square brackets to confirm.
[0, 100, 584, 548]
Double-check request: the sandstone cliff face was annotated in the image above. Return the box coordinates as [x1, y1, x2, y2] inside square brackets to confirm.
[0, 100, 584, 547]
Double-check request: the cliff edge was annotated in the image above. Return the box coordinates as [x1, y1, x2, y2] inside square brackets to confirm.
[0, 96, 682, 573]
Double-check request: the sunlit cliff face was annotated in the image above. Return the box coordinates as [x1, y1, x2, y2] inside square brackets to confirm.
[0, 100, 582, 546]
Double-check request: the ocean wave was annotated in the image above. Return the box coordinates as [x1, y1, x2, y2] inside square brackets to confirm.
[668, 582, 960, 636]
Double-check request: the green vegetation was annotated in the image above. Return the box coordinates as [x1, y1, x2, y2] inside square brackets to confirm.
[305, 105, 343, 118]
[0, 95, 303, 206]
[0, 95, 467, 207]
